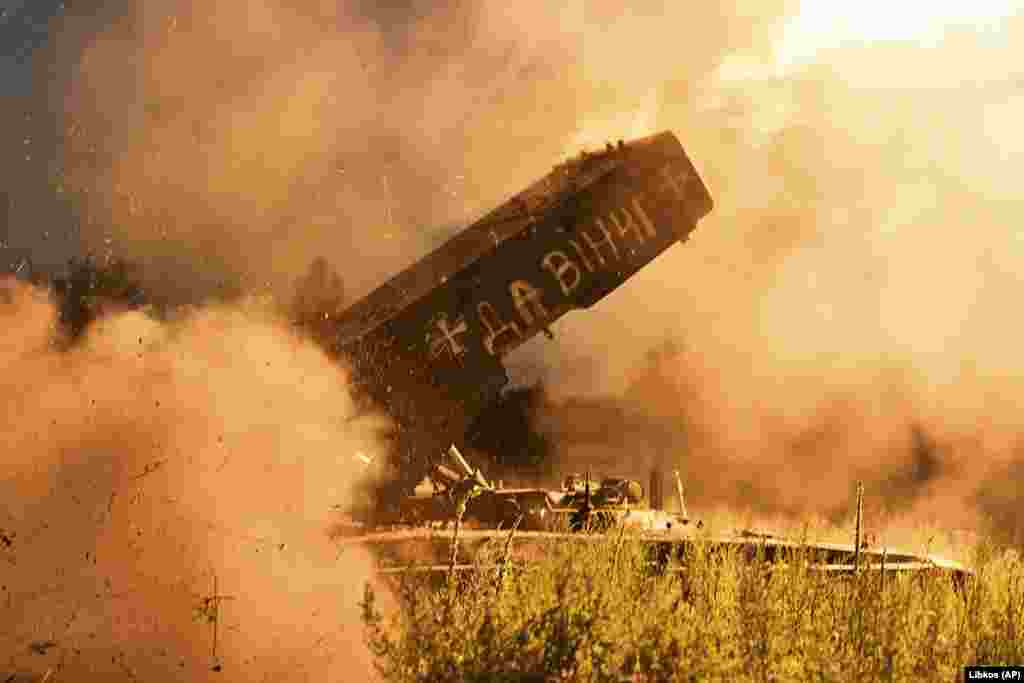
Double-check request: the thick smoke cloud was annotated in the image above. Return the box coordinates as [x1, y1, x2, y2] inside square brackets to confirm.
[6, 6, 1024, 679]
[512, 15, 1024, 544]
[44, 0, 794, 304]
[1, 277, 388, 680]
[3, 2, 802, 677]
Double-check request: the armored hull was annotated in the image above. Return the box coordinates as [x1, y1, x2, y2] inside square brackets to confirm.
[320, 131, 971, 582]
[314, 131, 714, 493]
[340, 454, 973, 583]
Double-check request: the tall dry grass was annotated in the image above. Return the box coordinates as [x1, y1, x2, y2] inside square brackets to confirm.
[361, 525, 1024, 682]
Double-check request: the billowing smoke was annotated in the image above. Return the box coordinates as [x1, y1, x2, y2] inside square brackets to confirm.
[5, 13, 1024, 681]
[1, 277, 389, 681]
[514, 13, 1024, 546]
[531, 344, 1005, 524]
[41, 0, 794, 305]
[1, 3, 800, 676]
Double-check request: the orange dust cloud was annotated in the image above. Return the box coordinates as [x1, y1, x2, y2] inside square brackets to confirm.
[1, 276, 389, 681]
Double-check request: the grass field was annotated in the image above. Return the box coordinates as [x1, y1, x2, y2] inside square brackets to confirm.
[360, 518, 1024, 682]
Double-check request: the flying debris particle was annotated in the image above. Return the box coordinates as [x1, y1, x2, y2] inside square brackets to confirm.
[28, 641, 57, 655]
[132, 459, 167, 481]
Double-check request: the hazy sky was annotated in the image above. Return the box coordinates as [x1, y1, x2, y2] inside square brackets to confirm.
[3, 0, 1023, 279]
[777, 0, 1021, 66]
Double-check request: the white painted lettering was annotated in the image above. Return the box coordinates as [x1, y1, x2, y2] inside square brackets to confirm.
[509, 279, 550, 326]
[477, 301, 523, 356]
[659, 164, 690, 201]
[541, 251, 583, 296]
[582, 219, 620, 266]
[569, 239, 595, 272]
[607, 202, 650, 244]
[629, 197, 659, 238]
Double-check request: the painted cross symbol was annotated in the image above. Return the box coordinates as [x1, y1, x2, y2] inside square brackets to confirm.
[659, 163, 691, 201]
[195, 573, 235, 672]
[427, 313, 470, 361]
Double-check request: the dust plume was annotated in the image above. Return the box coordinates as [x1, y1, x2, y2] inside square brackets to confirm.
[517, 14, 1024, 546]
[1, 277, 388, 681]
[44, 0, 794, 304]
[22, 0, 1024, 553]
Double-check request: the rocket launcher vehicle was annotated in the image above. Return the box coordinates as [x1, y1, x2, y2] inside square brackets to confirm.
[322, 131, 715, 494]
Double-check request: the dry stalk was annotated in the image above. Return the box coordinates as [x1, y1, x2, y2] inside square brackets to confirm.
[673, 470, 688, 520]
[447, 504, 465, 593]
[612, 518, 628, 574]
[496, 514, 524, 591]
[853, 482, 864, 574]
[880, 548, 887, 593]
[446, 479, 480, 607]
